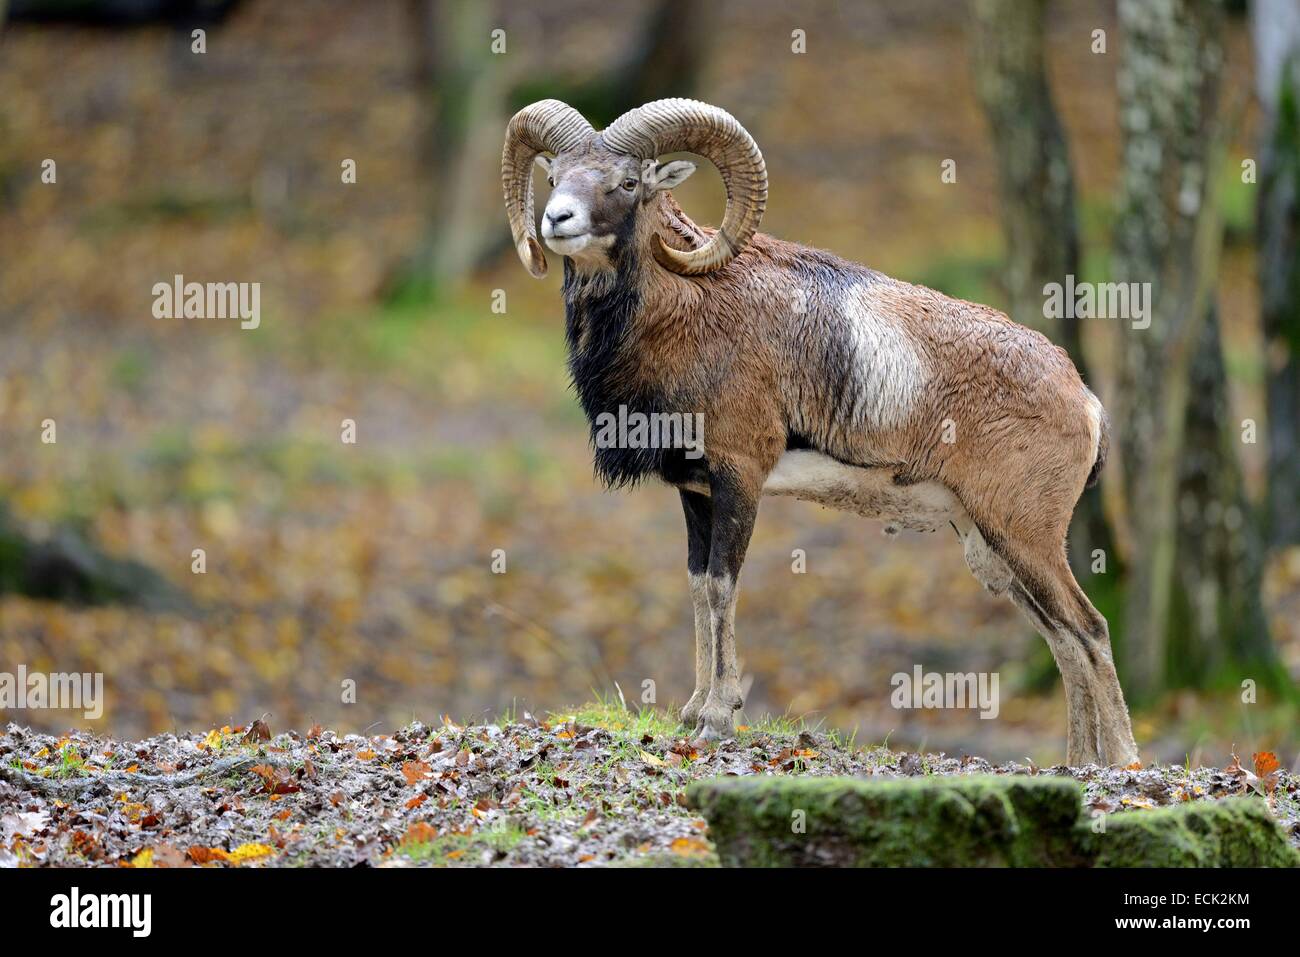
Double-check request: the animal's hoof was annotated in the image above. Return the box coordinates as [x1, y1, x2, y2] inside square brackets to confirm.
[679, 692, 706, 728]
[693, 722, 721, 742]
[692, 705, 735, 742]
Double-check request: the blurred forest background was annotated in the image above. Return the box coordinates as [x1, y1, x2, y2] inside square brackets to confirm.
[1, 0, 1298, 765]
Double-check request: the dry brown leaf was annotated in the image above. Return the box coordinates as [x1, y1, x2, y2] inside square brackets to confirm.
[400, 822, 438, 847]
[243, 717, 272, 743]
[401, 760, 431, 786]
[188, 846, 230, 865]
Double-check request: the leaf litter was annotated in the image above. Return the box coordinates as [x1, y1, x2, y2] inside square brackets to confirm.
[1, 713, 1296, 867]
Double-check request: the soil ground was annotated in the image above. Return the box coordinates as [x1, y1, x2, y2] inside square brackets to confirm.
[3, 702, 1296, 867]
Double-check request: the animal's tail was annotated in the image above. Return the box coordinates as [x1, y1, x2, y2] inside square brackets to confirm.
[1085, 397, 1110, 490]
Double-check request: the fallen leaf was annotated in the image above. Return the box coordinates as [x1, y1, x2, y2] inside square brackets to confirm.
[227, 843, 275, 864]
[401, 760, 431, 786]
[129, 848, 154, 868]
[1, 810, 49, 844]
[244, 717, 272, 743]
[1254, 752, 1280, 777]
[248, 764, 300, 795]
[188, 846, 229, 865]
[669, 836, 711, 857]
[152, 844, 188, 868]
[400, 822, 438, 847]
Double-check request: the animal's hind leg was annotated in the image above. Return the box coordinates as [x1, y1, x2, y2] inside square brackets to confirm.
[956, 520, 1100, 764]
[1062, 580, 1139, 767]
[1007, 582, 1100, 765]
[987, 532, 1139, 766]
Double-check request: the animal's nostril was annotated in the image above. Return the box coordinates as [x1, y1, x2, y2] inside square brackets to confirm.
[548, 210, 574, 225]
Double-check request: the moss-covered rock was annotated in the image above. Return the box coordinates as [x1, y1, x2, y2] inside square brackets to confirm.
[689, 776, 1300, 868]
[1091, 797, 1299, 868]
[687, 775, 1093, 867]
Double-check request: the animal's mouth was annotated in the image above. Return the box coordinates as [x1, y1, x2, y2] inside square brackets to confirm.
[543, 232, 592, 254]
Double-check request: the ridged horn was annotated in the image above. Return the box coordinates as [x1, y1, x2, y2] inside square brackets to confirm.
[501, 99, 595, 277]
[602, 98, 766, 275]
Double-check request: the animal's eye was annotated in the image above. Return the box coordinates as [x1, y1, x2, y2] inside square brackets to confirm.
[548, 176, 555, 187]
[621, 177, 638, 191]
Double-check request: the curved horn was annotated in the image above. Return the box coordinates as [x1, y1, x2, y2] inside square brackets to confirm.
[501, 100, 595, 277]
[602, 98, 766, 275]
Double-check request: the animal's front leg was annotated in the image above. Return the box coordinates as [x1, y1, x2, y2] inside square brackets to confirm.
[679, 490, 712, 727]
[694, 470, 759, 740]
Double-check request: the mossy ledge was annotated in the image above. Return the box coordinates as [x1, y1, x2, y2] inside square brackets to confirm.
[687, 775, 1300, 868]
[688, 775, 1091, 867]
[1093, 796, 1299, 867]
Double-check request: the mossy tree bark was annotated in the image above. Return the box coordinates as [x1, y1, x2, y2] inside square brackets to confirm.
[1112, 0, 1279, 695]
[1174, 311, 1276, 683]
[969, 0, 1114, 581]
[1254, 0, 1300, 548]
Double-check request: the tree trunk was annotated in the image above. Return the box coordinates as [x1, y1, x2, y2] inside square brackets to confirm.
[1173, 310, 1277, 683]
[606, 0, 708, 123]
[402, 0, 511, 297]
[1254, 0, 1300, 547]
[969, 0, 1114, 580]
[1111, 0, 1235, 695]
[398, 0, 708, 298]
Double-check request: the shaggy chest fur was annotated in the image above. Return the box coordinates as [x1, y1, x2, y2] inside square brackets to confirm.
[563, 259, 708, 490]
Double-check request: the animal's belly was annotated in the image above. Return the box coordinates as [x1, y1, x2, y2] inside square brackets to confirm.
[761, 450, 959, 533]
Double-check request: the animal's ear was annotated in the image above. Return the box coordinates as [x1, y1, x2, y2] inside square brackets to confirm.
[645, 159, 696, 192]
[534, 154, 553, 175]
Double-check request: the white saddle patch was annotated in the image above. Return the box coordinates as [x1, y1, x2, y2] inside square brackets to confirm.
[839, 282, 929, 431]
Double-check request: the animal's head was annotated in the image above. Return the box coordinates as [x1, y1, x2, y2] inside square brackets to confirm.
[501, 98, 767, 278]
